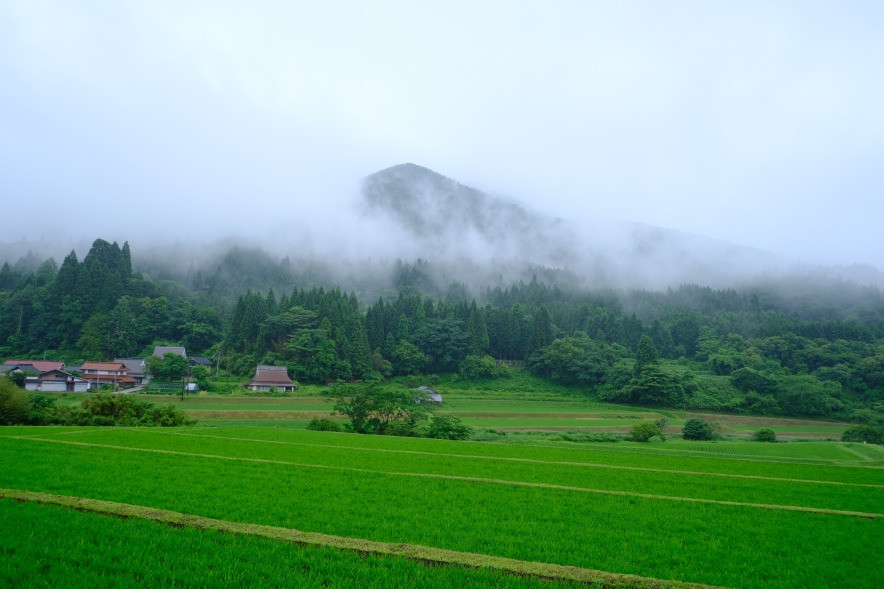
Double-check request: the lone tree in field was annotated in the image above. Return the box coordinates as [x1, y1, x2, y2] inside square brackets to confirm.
[324, 382, 431, 435]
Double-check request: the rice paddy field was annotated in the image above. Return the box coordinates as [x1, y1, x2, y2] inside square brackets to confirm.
[121, 387, 853, 440]
[1, 424, 882, 588]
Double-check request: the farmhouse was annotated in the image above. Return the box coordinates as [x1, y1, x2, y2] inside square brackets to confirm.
[3, 359, 66, 373]
[80, 361, 136, 388]
[115, 358, 148, 384]
[26, 370, 88, 392]
[246, 365, 297, 392]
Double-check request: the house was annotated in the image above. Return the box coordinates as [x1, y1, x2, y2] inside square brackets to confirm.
[246, 365, 297, 392]
[0, 365, 23, 377]
[3, 360, 65, 373]
[27, 370, 88, 392]
[417, 385, 443, 404]
[189, 356, 214, 370]
[153, 346, 186, 358]
[79, 362, 136, 389]
[115, 358, 148, 384]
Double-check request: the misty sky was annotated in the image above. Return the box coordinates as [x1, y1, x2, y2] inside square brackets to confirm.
[2, 1, 882, 268]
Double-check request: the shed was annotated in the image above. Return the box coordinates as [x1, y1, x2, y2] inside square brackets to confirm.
[417, 385, 443, 404]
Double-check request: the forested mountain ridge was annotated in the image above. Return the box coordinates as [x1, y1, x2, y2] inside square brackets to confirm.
[1, 238, 883, 424]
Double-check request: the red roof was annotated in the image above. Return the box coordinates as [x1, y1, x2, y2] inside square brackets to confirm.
[4, 360, 65, 372]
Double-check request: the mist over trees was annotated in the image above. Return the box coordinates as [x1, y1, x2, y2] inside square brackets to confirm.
[1, 238, 883, 421]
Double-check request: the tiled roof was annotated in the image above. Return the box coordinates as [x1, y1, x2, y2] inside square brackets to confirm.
[3, 360, 65, 372]
[81, 362, 129, 371]
[115, 358, 146, 374]
[248, 366, 294, 386]
[154, 346, 186, 357]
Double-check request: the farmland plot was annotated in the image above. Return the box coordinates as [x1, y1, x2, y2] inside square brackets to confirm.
[0, 427, 881, 588]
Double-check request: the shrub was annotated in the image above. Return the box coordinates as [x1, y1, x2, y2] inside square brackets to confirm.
[73, 394, 194, 427]
[0, 377, 29, 425]
[682, 418, 715, 440]
[425, 414, 473, 440]
[753, 428, 777, 442]
[306, 417, 342, 432]
[629, 420, 665, 442]
[27, 394, 58, 425]
[842, 424, 883, 445]
[459, 355, 510, 380]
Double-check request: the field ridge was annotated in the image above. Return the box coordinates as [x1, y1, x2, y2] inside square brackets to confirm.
[0, 488, 731, 589]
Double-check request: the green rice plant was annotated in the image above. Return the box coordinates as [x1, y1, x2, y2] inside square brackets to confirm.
[39, 428, 881, 514]
[0, 499, 594, 589]
[1, 429, 881, 588]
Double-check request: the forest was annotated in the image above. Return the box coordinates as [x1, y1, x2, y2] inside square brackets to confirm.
[1, 238, 882, 422]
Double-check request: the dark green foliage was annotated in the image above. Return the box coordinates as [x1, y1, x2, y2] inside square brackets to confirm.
[634, 334, 659, 374]
[27, 394, 57, 425]
[425, 414, 473, 440]
[306, 417, 342, 432]
[8, 371, 26, 388]
[624, 365, 685, 407]
[392, 340, 429, 376]
[0, 378, 29, 425]
[72, 394, 194, 427]
[190, 365, 210, 391]
[146, 353, 189, 382]
[527, 334, 625, 386]
[730, 367, 779, 395]
[2, 238, 884, 421]
[19, 393, 193, 427]
[841, 424, 883, 444]
[753, 428, 777, 442]
[682, 418, 715, 440]
[459, 355, 510, 379]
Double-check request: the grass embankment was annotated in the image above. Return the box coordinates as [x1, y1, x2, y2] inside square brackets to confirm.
[0, 493, 719, 589]
[1, 427, 881, 588]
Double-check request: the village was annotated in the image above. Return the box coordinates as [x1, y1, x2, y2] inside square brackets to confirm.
[2, 347, 295, 395]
